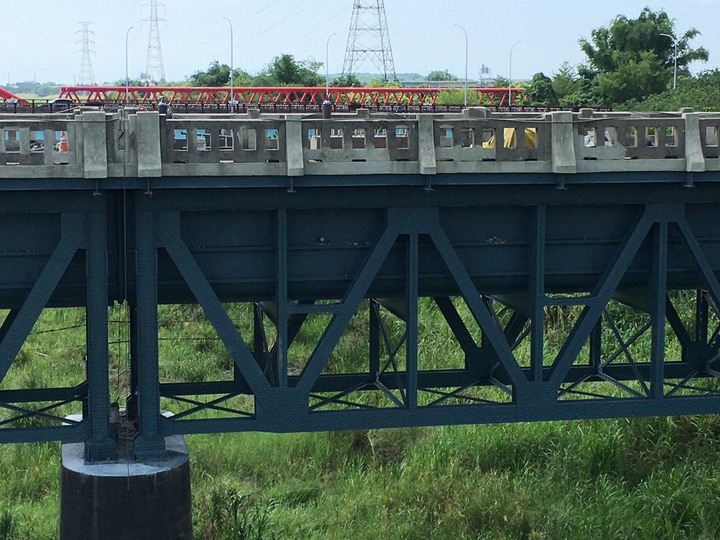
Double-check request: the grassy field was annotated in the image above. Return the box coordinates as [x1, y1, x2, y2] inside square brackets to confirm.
[1, 302, 719, 539]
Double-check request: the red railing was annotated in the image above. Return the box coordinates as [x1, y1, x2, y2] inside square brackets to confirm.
[58, 85, 523, 107]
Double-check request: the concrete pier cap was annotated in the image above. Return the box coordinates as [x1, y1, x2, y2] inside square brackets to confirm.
[59, 435, 192, 540]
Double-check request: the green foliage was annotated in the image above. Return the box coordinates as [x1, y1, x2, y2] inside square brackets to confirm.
[632, 69, 720, 111]
[435, 88, 467, 105]
[256, 54, 323, 87]
[551, 61, 578, 99]
[366, 78, 402, 88]
[195, 480, 273, 540]
[190, 61, 232, 87]
[527, 72, 559, 106]
[0, 510, 17, 540]
[493, 75, 510, 89]
[5, 81, 60, 100]
[331, 73, 362, 87]
[560, 64, 607, 107]
[188, 55, 323, 88]
[425, 70, 459, 82]
[578, 7, 708, 105]
[6, 298, 720, 537]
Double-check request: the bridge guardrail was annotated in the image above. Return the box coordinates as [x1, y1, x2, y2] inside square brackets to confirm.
[1, 108, 719, 180]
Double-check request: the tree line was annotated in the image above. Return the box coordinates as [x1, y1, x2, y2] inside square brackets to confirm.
[184, 8, 716, 111]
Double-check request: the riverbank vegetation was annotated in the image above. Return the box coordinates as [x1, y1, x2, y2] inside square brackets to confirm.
[0, 297, 719, 538]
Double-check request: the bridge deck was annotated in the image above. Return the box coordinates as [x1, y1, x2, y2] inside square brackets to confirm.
[1, 108, 720, 460]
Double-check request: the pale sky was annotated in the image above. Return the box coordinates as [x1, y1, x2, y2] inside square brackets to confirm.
[3, 0, 720, 85]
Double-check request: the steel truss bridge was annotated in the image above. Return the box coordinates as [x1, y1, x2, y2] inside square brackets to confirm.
[0, 85, 524, 112]
[0, 106, 720, 461]
[56, 85, 521, 107]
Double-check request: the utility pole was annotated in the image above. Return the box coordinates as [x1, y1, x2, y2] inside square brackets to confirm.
[143, 0, 166, 83]
[76, 22, 96, 86]
[342, 0, 397, 81]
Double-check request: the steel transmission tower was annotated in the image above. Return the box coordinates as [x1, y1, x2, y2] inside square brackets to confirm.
[76, 22, 96, 86]
[342, 0, 397, 81]
[143, 0, 166, 83]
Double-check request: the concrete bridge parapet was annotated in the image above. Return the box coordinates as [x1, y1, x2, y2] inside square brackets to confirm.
[1, 107, 718, 181]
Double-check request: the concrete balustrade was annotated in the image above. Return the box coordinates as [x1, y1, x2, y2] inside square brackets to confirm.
[1, 107, 719, 180]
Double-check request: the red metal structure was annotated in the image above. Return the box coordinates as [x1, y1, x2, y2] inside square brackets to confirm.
[0, 87, 26, 103]
[58, 85, 522, 106]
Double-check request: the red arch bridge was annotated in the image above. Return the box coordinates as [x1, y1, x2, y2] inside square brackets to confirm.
[0, 106, 718, 461]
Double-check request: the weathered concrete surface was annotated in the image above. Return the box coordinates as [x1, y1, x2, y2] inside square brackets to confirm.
[59, 435, 192, 540]
[1, 107, 719, 179]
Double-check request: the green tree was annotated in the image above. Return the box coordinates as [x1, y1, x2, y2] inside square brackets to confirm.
[331, 73, 363, 87]
[189, 61, 231, 87]
[493, 75, 509, 89]
[579, 8, 708, 105]
[551, 62, 578, 99]
[256, 54, 323, 86]
[634, 69, 720, 112]
[231, 70, 255, 87]
[527, 72, 558, 106]
[426, 70, 459, 82]
[559, 64, 606, 107]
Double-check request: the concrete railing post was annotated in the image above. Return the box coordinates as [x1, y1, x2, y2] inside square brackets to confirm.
[549, 111, 576, 174]
[286, 119, 305, 177]
[79, 111, 108, 179]
[136, 111, 162, 177]
[418, 115, 437, 176]
[683, 111, 706, 173]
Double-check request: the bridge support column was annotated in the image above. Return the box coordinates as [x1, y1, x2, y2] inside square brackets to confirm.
[59, 435, 192, 540]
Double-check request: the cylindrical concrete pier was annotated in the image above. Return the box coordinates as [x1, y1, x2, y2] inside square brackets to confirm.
[59, 435, 192, 540]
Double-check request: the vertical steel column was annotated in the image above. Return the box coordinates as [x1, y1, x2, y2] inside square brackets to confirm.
[696, 289, 709, 345]
[589, 323, 602, 367]
[133, 199, 165, 458]
[530, 206, 546, 382]
[276, 210, 288, 388]
[126, 307, 139, 422]
[406, 234, 419, 408]
[251, 304, 268, 383]
[369, 300, 380, 378]
[85, 204, 115, 462]
[650, 222, 668, 399]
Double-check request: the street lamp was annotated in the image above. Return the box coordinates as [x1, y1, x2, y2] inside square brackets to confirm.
[223, 17, 235, 112]
[660, 33, 678, 90]
[509, 40, 522, 106]
[125, 27, 133, 107]
[325, 33, 337, 100]
[454, 24, 468, 108]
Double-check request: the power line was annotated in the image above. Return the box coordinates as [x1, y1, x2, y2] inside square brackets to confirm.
[342, 0, 396, 81]
[75, 22, 96, 86]
[143, 0, 166, 83]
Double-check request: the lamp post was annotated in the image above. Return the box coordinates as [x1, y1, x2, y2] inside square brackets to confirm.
[325, 33, 337, 100]
[223, 17, 235, 111]
[125, 27, 133, 107]
[509, 40, 522, 107]
[660, 33, 678, 90]
[454, 24, 468, 108]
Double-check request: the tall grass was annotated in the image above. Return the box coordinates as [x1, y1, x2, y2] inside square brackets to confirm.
[1, 297, 720, 538]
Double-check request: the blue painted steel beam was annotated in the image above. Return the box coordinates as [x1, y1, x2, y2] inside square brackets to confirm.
[4, 177, 720, 453]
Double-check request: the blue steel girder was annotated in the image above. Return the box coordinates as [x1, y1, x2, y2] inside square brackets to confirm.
[5, 182, 720, 457]
[0, 199, 113, 458]
[135, 188, 720, 447]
